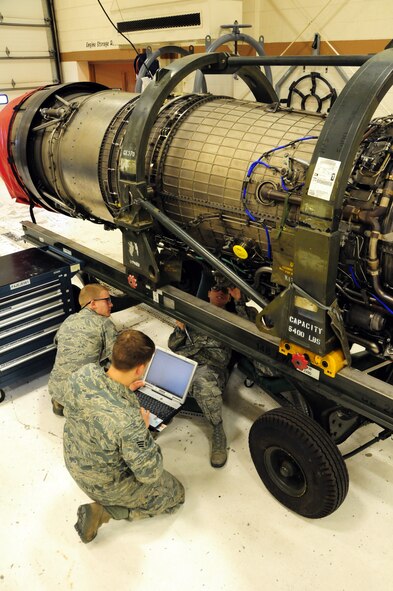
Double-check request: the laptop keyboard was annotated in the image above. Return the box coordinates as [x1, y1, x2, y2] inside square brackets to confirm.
[136, 390, 174, 421]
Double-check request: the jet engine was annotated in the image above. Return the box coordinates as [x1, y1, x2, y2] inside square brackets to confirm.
[2, 51, 393, 362]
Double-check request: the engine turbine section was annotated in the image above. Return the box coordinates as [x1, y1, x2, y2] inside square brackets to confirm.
[1, 52, 393, 362]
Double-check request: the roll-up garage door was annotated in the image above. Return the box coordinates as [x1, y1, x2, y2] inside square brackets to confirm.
[0, 0, 61, 109]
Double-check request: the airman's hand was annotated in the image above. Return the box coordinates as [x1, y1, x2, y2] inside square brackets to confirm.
[140, 407, 150, 429]
[228, 287, 242, 301]
[129, 379, 145, 392]
[127, 274, 138, 289]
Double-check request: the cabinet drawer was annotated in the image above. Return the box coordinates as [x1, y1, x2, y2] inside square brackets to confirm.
[0, 342, 57, 373]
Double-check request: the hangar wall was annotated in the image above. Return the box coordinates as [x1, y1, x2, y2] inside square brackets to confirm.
[242, 1, 393, 112]
[248, 0, 393, 48]
[54, 0, 243, 51]
[2, 1, 393, 110]
[51, 0, 393, 110]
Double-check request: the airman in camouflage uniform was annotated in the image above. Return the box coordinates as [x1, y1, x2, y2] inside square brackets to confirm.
[168, 287, 232, 468]
[63, 329, 184, 543]
[228, 286, 279, 378]
[48, 284, 118, 415]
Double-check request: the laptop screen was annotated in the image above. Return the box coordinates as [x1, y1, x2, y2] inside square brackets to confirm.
[144, 347, 197, 399]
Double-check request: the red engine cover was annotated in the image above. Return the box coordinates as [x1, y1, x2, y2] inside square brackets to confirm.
[0, 91, 37, 205]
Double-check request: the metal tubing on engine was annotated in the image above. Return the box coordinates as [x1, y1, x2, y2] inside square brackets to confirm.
[136, 197, 269, 309]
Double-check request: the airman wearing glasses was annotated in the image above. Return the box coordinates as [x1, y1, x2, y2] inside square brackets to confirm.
[48, 284, 118, 416]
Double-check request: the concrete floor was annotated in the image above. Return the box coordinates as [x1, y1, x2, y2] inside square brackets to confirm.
[1, 178, 393, 591]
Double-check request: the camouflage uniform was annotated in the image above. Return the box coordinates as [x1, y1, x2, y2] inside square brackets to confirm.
[48, 308, 118, 406]
[168, 325, 232, 426]
[63, 363, 184, 520]
[233, 297, 278, 378]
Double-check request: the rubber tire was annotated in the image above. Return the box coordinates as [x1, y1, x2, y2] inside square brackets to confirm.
[0, 389, 5, 403]
[283, 389, 313, 417]
[249, 407, 349, 518]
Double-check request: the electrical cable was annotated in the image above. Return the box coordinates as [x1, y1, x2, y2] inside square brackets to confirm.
[260, 135, 318, 158]
[240, 136, 318, 241]
[96, 0, 138, 53]
[242, 141, 314, 250]
[349, 264, 393, 316]
[242, 158, 277, 202]
[96, 0, 158, 80]
[280, 177, 290, 191]
[371, 293, 393, 316]
[349, 265, 361, 289]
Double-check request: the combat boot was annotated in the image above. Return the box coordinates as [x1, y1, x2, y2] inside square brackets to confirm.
[211, 422, 227, 468]
[74, 502, 111, 543]
[51, 398, 64, 416]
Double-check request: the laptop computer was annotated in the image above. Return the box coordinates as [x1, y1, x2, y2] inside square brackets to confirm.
[135, 346, 198, 429]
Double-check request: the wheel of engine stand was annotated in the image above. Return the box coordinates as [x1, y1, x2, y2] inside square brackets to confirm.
[0, 389, 5, 403]
[249, 407, 349, 518]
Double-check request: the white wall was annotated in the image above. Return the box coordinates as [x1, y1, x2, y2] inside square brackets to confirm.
[238, 0, 393, 114]
[3, 0, 393, 116]
[53, 0, 243, 52]
[61, 61, 89, 83]
[249, 0, 393, 43]
[53, 0, 118, 52]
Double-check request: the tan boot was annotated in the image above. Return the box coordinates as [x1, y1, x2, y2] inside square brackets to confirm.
[74, 502, 111, 543]
[51, 399, 64, 416]
[210, 422, 227, 468]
